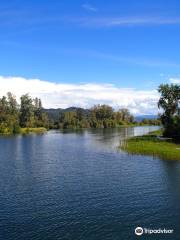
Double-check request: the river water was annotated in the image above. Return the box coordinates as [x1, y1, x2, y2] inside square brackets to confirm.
[0, 126, 180, 239]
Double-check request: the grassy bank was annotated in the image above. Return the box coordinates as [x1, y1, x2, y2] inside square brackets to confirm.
[20, 127, 47, 134]
[121, 130, 180, 161]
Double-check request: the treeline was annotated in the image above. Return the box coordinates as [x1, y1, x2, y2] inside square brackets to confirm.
[57, 105, 135, 129]
[139, 118, 161, 126]
[0, 92, 160, 134]
[158, 84, 180, 140]
[0, 93, 48, 134]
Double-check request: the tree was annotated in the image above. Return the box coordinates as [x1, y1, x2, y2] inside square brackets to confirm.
[119, 108, 133, 122]
[33, 98, 48, 128]
[158, 84, 180, 139]
[91, 105, 113, 120]
[7, 92, 18, 114]
[0, 93, 20, 134]
[20, 94, 35, 128]
[0, 93, 48, 133]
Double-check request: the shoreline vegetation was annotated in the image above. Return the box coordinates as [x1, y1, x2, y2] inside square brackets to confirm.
[121, 130, 180, 161]
[0, 92, 160, 135]
[20, 127, 47, 134]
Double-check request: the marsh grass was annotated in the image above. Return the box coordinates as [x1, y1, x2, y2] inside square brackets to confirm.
[121, 130, 180, 161]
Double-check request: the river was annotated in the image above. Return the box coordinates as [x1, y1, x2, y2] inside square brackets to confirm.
[0, 126, 180, 239]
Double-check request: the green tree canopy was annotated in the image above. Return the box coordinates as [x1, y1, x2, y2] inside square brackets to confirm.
[158, 84, 180, 139]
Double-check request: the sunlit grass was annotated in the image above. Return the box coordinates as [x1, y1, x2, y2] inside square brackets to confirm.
[20, 127, 47, 134]
[121, 130, 180, 161]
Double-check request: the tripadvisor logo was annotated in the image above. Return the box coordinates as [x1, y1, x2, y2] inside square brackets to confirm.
[135, 227, 143, 236]
[135, 227, 174, 236]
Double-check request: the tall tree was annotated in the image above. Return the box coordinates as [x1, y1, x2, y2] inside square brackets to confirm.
[158, 84, 180, 139]
[91, 105, 113, 120]
[0, 93, 20, 133]
[7, 92, 19, 114]
[34, 98, 49, 128]
[20, 94, 35, 128]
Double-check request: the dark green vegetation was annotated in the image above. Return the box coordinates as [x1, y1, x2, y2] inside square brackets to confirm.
[158, 84, 180, 140]
[0, 93, 48, 134]
[0, 92, 160, 135]
[59, 105, 135, 129]
[47, 105, 159, 129]
[138, 118, 161, 126]
[121, 130, 180, 161]
[45, 107, 159, 129]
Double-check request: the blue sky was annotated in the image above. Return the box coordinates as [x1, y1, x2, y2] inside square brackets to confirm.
[0, 0, 179, 114]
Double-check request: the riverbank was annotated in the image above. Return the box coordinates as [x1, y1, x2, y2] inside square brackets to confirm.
[20, 127, 47, 134]
[121, 130, 180, 161]
[0, 125, 159, 135]
[58, 123, 159, 130]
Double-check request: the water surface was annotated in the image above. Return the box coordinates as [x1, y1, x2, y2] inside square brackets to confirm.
[0, 126, 180, 240]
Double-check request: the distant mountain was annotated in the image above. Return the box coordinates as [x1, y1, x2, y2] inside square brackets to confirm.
[43, 108, 62, 121]
[135, 115, 158, 122]
[43, 107, 90, 121]
[63, 107, 90, 115]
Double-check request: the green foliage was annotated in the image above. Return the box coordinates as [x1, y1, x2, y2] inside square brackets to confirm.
[0, 93, 49, 134]
[139, 118, 161, 126]
[20, 94, 35, 127]
[91, 105, 113, 120]
[59, 111, 90, 129]
[0, 93, 20, 134]
[58, 104, 135, 129]
[19, 94, 49, 129]
[158, 84, 180, 140]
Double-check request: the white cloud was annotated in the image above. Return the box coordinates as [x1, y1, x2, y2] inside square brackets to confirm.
[2, 12, 180, 30]
[75, 16, 180, 27]
[169, 78, 180, 84]
[0, 76, 159, 115]
[82, 4, 97, 12]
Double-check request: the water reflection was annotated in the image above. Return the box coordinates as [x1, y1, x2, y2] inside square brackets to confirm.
[86, 126, 160, 151]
